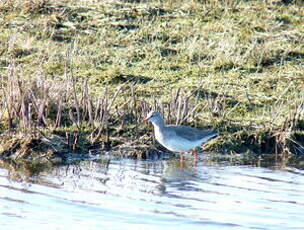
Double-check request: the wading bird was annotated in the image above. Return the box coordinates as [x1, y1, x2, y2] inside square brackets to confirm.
[145, 111, 218, 165]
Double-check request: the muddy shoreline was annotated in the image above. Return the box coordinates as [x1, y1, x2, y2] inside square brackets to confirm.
[1, 127, 304, 174]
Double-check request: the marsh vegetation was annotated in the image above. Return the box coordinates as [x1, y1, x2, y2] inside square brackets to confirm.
[0, 0, 303, 168]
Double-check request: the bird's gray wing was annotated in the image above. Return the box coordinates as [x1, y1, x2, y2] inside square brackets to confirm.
[168, 125, 218, 141]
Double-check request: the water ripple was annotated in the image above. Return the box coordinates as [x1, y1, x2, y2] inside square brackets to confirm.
[0, 158, 304, 230]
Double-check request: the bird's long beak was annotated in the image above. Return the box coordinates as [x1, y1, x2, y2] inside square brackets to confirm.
[144, 116, 150, 124]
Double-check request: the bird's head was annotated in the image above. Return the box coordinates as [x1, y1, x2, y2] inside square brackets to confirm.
[144, 110, 162, 124]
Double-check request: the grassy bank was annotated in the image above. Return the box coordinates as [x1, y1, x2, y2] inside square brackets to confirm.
[0, 0, 303, 167]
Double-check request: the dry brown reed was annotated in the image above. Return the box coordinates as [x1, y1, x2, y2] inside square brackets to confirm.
[0, 60, 211, 148]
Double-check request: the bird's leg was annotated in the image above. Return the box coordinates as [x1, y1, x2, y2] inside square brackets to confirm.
[190, 149, 198, 157]
[190, 149, 198, 167]
[180, 152, 185, 169]
[180, 152, 185, 161]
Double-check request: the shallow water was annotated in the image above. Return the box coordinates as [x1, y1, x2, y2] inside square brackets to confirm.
[0, 155, 304, 230]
